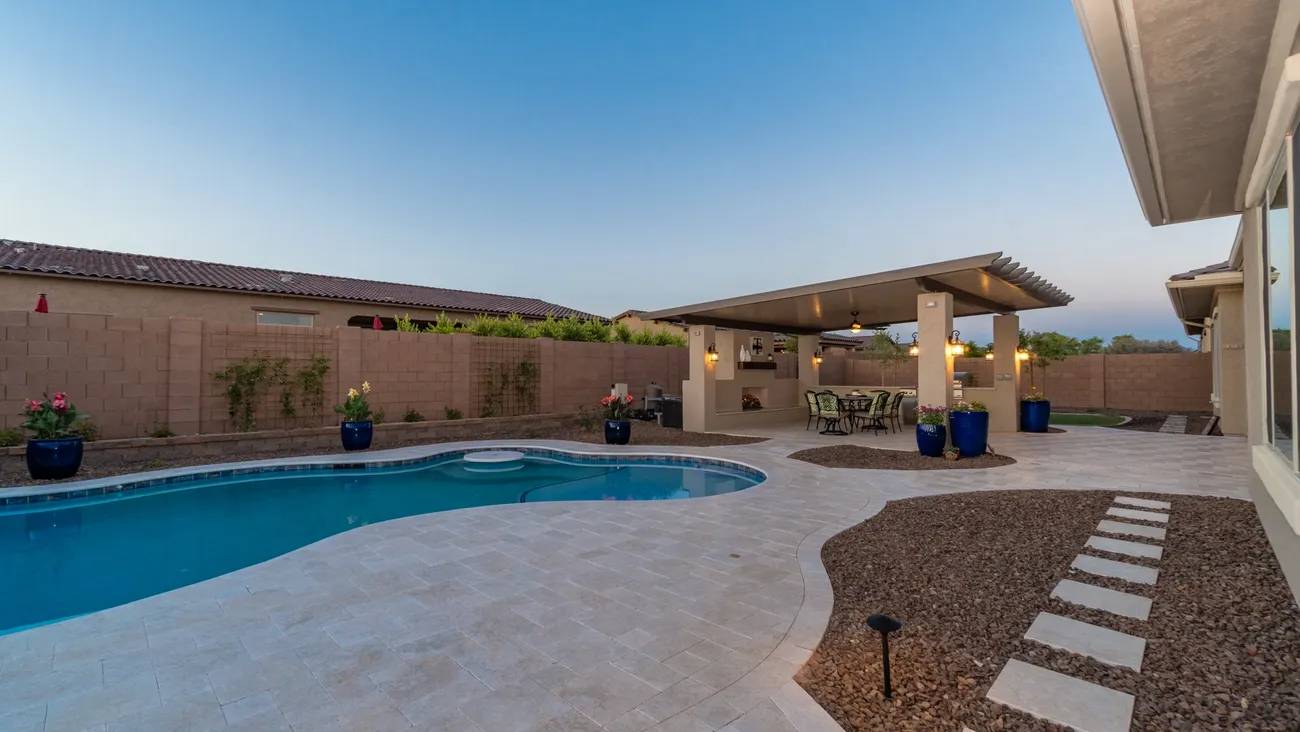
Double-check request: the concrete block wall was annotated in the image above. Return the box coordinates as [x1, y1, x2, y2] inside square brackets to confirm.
[0, 311, 689, 439]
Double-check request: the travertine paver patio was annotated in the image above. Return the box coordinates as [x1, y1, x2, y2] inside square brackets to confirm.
[0, 425, 1250, 732]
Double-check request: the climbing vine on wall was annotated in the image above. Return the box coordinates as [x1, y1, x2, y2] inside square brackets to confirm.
[212, 354, 332, 431]
[478, 360, 540, 418]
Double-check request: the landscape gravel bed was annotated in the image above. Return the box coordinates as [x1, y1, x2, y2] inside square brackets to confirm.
[796, 490, 1300, 731]
[0, 421, 765, 487]
[788, 444, 1016, 470]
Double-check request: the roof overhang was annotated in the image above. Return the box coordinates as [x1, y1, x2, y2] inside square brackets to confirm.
[1166, 269, 1244, 337]
[641, 252, 1072, 334]
[1072, 0, 1291, 225]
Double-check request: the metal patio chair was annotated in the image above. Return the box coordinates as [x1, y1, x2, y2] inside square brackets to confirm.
[815, 391, 849, 435]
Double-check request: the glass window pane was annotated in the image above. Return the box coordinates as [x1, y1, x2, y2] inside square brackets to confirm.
[256, 311, 314, 327]
[1267, 172, 1292, 458]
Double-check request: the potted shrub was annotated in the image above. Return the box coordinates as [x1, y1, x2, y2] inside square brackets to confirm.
[1020, 388, 1051, 433]
[22, 392, 87, 479]
[915, 405, 947, 457]
[601, 393, 636, 445]
[335, 381, 374, 451]
[950, 400, 989, 458]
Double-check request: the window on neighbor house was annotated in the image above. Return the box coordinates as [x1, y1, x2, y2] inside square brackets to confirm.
[1265, 164, 1293, 461]
[255, 310, 315, 327]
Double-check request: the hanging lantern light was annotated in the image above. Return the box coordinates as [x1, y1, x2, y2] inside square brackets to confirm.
[849, 311, 863, 334]
[947, 330, 967, 357]
[1016, 347, 1031, 362]
[984, 352, 995, 360]
[907, 332, 919, 357]
[34, 293, 49, 313]
[706, 343, 719, 363]
[813, 349, 823, 365]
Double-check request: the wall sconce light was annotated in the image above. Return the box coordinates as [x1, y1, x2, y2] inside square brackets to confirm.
[984, 352, 995, 360]
[707, 344, 719, 363]
[813, 349, 823, 365]
[1016, 347, 1031, 362]
[849, 311, 862, 334]
[907, 332, 919, 357]
[946, 330, 967, 357]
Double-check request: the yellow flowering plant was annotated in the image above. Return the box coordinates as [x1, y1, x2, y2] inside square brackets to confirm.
[335, 381, 374, 422]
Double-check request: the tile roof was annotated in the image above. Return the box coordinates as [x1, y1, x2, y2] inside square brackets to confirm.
[0, 239, 599, 319]
[1168, 261, 1234, 281]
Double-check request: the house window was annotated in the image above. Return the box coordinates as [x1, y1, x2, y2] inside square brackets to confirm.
[1265, 160, 1293, 461]
[256, 310, 315, 327]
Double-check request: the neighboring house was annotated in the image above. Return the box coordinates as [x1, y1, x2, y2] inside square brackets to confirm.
[612, 309, 689, 336]
[1166, 261, 1247, 435]
[612, 309, 862, 352]
[0, 239, 598, 328]
[1074, 0, 1300, 600]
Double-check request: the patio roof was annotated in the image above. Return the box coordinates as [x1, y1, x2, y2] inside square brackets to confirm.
[642, 252, 1072, 334]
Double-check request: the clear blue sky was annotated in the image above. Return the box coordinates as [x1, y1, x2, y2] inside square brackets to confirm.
[0, 1, 1237, 344]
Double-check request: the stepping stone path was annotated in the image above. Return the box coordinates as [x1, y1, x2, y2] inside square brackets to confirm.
[983, 495, 1170, 731]
[1158, 414, 1187, 433]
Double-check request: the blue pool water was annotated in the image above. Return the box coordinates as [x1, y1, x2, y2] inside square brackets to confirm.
[0, 452, 760, 634]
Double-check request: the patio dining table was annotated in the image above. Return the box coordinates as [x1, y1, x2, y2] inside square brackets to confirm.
[837, 392, 885, 433]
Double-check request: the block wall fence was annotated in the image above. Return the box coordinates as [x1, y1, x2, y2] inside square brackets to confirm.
[818, 351, 1213, 413]
[0, 311, 688, 440]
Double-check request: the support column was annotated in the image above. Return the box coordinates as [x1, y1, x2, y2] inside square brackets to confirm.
[990, 313, 1021, 432]
[683, 325, 717, 433]
[797, 334, 821, 394]
[916, 293, 953, 413]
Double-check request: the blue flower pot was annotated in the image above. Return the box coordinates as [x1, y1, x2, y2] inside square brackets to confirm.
[950, 410, 989, 458]
[340, 421, 373, 451]
[1020, 400, 1051, 433]
[604, 419, 631, 445]
[916, 423, 946, 457]
[26, 437, 84, 480]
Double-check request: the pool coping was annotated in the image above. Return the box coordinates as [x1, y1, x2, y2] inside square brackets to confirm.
[0, 442, 768, 506]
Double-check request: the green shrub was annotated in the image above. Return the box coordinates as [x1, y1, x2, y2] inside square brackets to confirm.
[533, 314, 563, 340]
[495, 313, 532, 338]
[0, 427, 23, 447]
[556, 315, 588, 341]
[426, 312, 457, 334]
[72, 419, 100, 442]
[150, 424, 175, 439]
[403, 408, 424, 422]
[444, 407, 463, 420]
[394, 313, 421, 332]
[582, 318, 611, 342]
[653, 330, 686, 347]
[612, 323, 633, 343]
[467, 314, 499, 337]
[630, 329, 657, 346]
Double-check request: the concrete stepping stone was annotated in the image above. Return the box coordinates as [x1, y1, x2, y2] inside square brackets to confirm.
[1051, 579, 1152, 620]
[1086, 535, 1163, 560]
[1107, 506, 1168, 523]
[987, 659, 1134, 732]
[1096, 519, 1166, 541]
[1114, 496, 1171, 510]
[1071, 554, 1159, 585]
[1024, 612, 1145, 671]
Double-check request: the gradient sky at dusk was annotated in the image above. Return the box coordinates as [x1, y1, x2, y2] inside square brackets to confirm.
[0, 1, 1239, 344]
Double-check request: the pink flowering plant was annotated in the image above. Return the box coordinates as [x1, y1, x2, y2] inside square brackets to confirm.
[916, 404, 947, 425]
[22, 392, 86, 440]
[600, 393, 635, 420]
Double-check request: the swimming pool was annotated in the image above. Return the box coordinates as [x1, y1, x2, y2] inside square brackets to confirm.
[0, 449, 762, 635]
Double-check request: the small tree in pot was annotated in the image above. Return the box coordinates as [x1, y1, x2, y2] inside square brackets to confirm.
[601, 393, 636, 445]
[335, 381, 374, 451]
[22, 392, 88, 479]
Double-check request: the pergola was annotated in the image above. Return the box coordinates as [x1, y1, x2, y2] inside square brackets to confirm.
[642, 252, 1072, 434]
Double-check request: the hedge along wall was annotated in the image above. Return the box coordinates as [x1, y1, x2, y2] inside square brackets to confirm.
[0, 311, 688, 440]
[819, 350, 1212, 412]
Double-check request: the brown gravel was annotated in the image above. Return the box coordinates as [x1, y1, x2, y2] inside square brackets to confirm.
[788, 445, 1016, 470]
[796, 490, 1300, 731]
[0, 421, 765, 487]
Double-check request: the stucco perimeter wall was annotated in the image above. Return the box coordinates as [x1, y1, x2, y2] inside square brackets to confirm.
[820, 351, 1212, 413]
[0, 311, 687, 439]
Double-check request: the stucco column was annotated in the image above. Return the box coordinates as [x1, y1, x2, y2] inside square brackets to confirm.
[1243, 209, 1268, 446]
[916, 293, 953, 413]
[683, 325, 717, 433]
[796, 334, 821, 393]
[990, 313, 1021, 432]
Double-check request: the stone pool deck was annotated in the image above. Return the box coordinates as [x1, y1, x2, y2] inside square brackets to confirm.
[0, 426, 1250, 732]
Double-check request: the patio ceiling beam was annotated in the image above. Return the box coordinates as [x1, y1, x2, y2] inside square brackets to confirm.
[676, 315, 824, 335]
[914, 276, 1013, 314]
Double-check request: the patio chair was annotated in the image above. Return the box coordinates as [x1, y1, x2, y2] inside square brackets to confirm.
[804, 390, 823, 431]
[855, 391, 889, 435]
[884, 390, 907, 433]
[815, 391, 849, 435]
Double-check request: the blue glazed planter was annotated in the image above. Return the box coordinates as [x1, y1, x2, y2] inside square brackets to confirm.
[604, 419, 631, 445]
[1020, 400, 1051, 433]
[950, 410, 989, 458]
[26, 437, 84, 480]
[340, 421, 373, 451]
[915, 423, 946, 457]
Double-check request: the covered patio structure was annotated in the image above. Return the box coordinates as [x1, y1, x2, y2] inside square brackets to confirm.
[642, 252, 1072, 435]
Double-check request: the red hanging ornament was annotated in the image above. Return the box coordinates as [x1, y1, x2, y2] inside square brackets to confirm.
[371, 314, 383, 330]
[34, 293, 49, 313]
